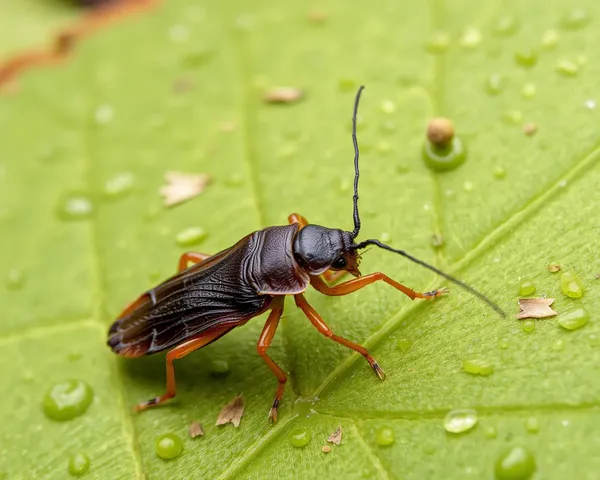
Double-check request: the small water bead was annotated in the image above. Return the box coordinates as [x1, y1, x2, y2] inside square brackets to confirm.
[484, 426, 498, 439]
[493, 17, 518, 36]
[486, 74, 508, 95]
[521, 320, 535, 333]
[175, 227, 207, 247]
[6, 268, 25, 290]
[380, 99, 396, 114]
[494, 446, 536, 480]
[521, 83, 536, 99]
[209, 359, 230, 376]
[43, 380, 94, 421]
[541, 29, 559, 48]
[558, 308, 589, 331]
[68, 453, 90, 477]
[422, 137, 467, 172]
[576, 54, 588, 66]
[379, 232, 392, 243]
[515, 49, 538, 68]
[104, 172, 135, 198]
[94, 104, 114, 125]
[524, 417, 540, 433]
[376, 140, 392, 154]
[463, 181, 474, 193]
[518, 279, 536, 296]
[498, 338, 510, 349]
[460, 27, 482, 49]
[397, 338, 412, 351]
[444, 409, 478, 434]
[289, 428, 311, 447]
[375, 426, 395, 446]
[552, 339, 565, 351]
[502, 110, 523, 125]
[560, 271, 584, 298]
[584, 99, 597, 110]
[155, 433, 183, 459]
[587, 333, 600, 347]
[57, 193, 95, 220]
[338, 78, 357, 92]
[380, 120, 397, 133]
[561, 9, 591, 30]
[556, 60, 579, 77]
[463, 356, 495, 376]
[425, 31, 450, 53]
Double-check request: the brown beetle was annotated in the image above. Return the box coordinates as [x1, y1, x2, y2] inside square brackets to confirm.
[107, 86, 504, 422]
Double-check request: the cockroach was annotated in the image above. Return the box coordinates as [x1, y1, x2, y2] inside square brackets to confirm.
[107, 86, 505, 422]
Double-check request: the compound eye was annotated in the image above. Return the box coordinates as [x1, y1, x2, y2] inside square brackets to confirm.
[332, 256, 347, 269]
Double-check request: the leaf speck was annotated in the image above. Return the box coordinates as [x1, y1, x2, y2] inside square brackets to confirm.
[321, 445, 331, 454]
[263, 87, 304, 104]
[159, 171, 211, 207]
[523, 123, 538, 136]
[327, 426, 342, 445]
[189, 421, 204, 438]
[516, 298, 558, 319]
[216, 395, 245, 428]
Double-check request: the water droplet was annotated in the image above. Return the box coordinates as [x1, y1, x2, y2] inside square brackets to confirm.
[6, 268, 25, 290]
[521, 320, 535, 333]
[43, 380, 94, 421]
[397, 338, 412, 351]
[484, 425, 498, 438]
[68, 453, 90, 477]
[104, 172, 135, 198]
[561, 9, 591, 30]
[558, 308, 589, 331]
[380, 99, 396, 114]
[552, 339, 565, 351]
[376, 140, 392, 155]
[493, 17, 518, 36]
[494, 446, 536, 480]
[521, 83, 536, 99]
[486, 74, 508, 95]
[462, 356, 495, 376]
[338, 78, 357, 92]
[94, 104, 114, 125]
[379, 232, 392, 243]
[547, 261, 561, 273]
[560, 271, 584, 298]
[380, 120, 396, 133]
[463, 181, 474, 192]
[444, 409, 478, 433]
[498, 338, 510, 349]
[425, 31, 450, 53]
[584, 99, 597, 110]
[587, 333, 600, 347]
[422, 137, 466, 172]
[460, 27, 482, 49]
[524, 417, 540, 433]
[155, 433, 183, 459]
[209, 359, 230, 376]
[289, 428, 311, 447]
[234, 14, 256, 32]
[168, 25, 190, 43]
[175, 227, 208, 247]
[57, 193, 94, 221]
[224, 173, 244, 187]
[541, 29, 559, 48]
[514, 49, 537, 68]
[501, 109, 523, 125]
[518, 279, 536, 296]
[493, 166, 507, 180]
[375, 426, 395, 446]
[556, 59, 579, 77]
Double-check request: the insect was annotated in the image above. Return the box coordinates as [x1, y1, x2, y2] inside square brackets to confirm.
[107, 86, 505, 422]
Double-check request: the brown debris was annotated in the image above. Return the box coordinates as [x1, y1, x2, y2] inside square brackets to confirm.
[516, 298, 558, 319]
[523, 123, 538, 136]
[427, 117, 454, 147]
[327, 426, 343, 445]
[308, 10, 328, 24]
[263, 87, 304, 104]
[189, 420, 204, 438]
[159, 171, 211, 207]
[216, 395, 245, 428]
[547, 262, 561, 273]
[321, 445, 331, 453]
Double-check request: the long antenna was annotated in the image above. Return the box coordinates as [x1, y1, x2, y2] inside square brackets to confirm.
[354, 239, 506, 317]
[350, 85, 365, 239]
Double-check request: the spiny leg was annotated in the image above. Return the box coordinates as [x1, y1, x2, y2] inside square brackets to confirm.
[178, 252, 211, 272]
[257, 297, 286, 422]
[287, 213, 309, 228]
[135, 326, 232, 412]
[294, 294, 385, 379]
[310, 273, 448, 300]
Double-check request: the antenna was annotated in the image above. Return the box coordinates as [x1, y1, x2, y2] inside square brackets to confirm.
[353, 238, 506, 318]
[350, 85, 365, 239]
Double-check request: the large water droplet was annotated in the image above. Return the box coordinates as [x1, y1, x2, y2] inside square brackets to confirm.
[558, 308, 589, 331]
[155, 433, 183, 459]
[494, 446, 536, 480]
[43, 380, 94, 421]
[560, 271, 584, 298]
[375, 426, 395, 446]
[463, 356, 495, 376]
[289, 428, 311, 447]
[68, 453, 90, 477]
[444, 409, 478, 433]
[518, 279, 536, 296]
[422, 137, 466, 172]
[175, 227, 208, 247]
[57, 193, 95, 221]
[561, 9, 591, 30]
[486, 74, 508, 95]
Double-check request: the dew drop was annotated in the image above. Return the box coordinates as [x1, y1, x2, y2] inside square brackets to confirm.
[556, 59, 579, 77]
[587, 333, 600, 347]
[43, 380, 94, 421]
[379, 120, 396, 133]
[339, 178, 351, 193]
[56, 193, 94, 221]
[486, 74, 508, 95]
[552, 339, 565, 351]
[541, 29, 559, 49]
[338, 78, 357, 92]
[498, 338, 510, 349]
[524, 417, 540, 433]
[289, 428, 311, 447]
[6, 268, 25, 290]
[209, 359, 230, 376]
[175, 227, 208, 247]
[443, 409, 478, 434]
[397, 338, 412, 351]
[561, 9, 591, 30]
[515, 49, 538, 68]
[380, 99, 396, 114]
[104, 172, 135, 198]
[422, 137, 466, 172]
[425, 31, 450, 53]
[155, 433, 183, 459]
[168, 24, 190, 43]
[493, 17, 518, 36]
[521, 83, 536, 99]
[501, 109, 523, 125]
[494, 446, 536, 480]
[224, 173, 244, 187]
[94, 104, 114, 125]
[484, 425, 498, 439]
[462, 356, 495, 376]
[584, 99, 597, 110]
[560, 271, 584, 298]
[379, 232, 392, 243]
[460, 27, 482, 49]
[376, 140, 392, 154]
[558, 308, 589, 331]
[68, 453, 90, 477]
[521, 320, 535, 333]
[463, 181, 474, 193]
[493, 166, 507, 180]
[234, 14, 256, 32]
[518, 279, 536, 296]
[375, 426, 395, 446]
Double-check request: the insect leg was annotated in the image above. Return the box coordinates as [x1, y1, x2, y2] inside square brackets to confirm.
[134, 326, 232, 412]
[322, 269, 348, 284]
[310, 274, 448, 300]
[178, 252, 211, 272]
[287, 213, 309, 227]
[256, 297, 286, 423]
[294, 294, 385, 379]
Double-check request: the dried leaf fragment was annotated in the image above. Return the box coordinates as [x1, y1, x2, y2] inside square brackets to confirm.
[263, 87, 304, 104]
[327, 426, 343, 445]
[516, 298, 558, 319]
[216, 395, 245, 428]
[321, 445, 331, 453]
[159, 171, 211, 207]
[523, 122, 538, 136]
[189, 420, 204, 438]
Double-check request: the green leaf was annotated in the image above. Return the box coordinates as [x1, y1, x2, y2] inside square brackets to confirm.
[2, 1, 600, 478]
